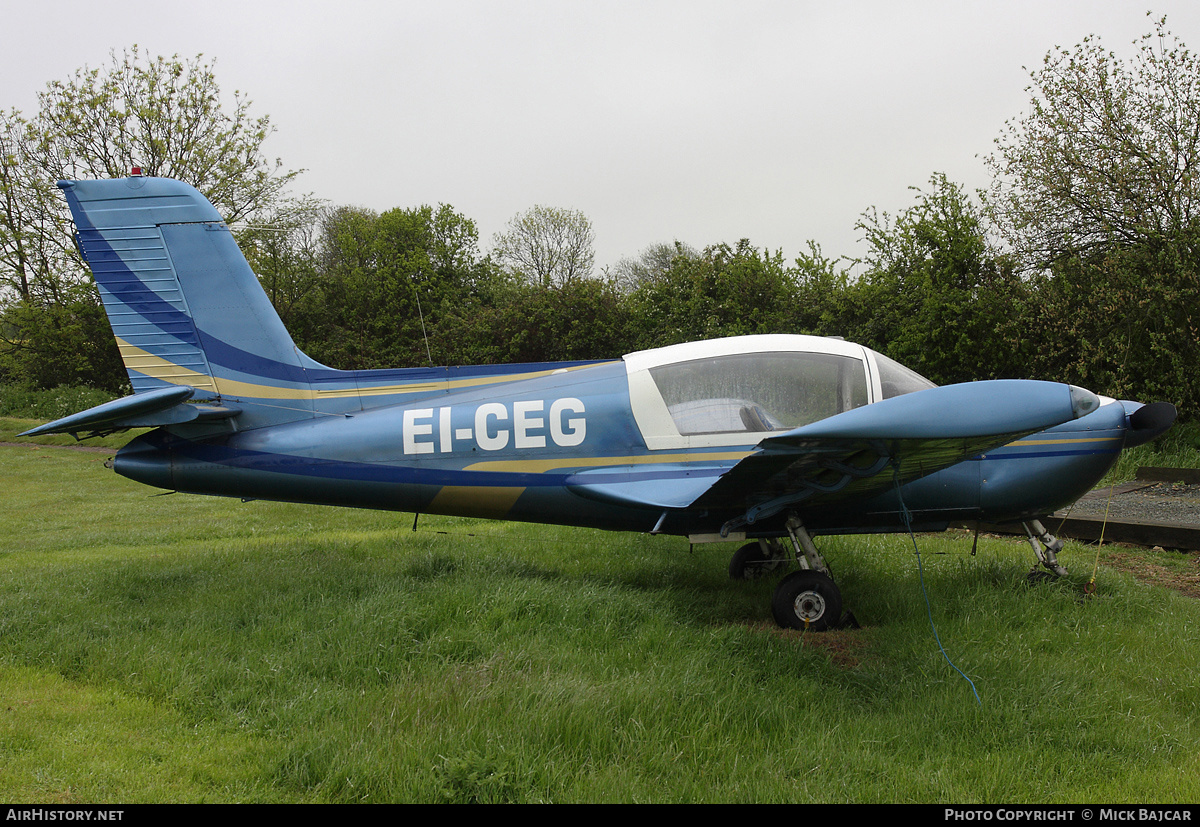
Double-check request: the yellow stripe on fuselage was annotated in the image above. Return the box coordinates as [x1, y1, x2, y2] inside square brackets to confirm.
[428, 486, 527, 518]
[114, 337, 615, 401]
[464, 451, 753, 474]
[1003, 436, 1123, 447]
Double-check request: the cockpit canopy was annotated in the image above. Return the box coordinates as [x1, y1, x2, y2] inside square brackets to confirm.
[873, 350, 938, 399]
[624, 335, 935, 449]
[649, 350, 868, 435]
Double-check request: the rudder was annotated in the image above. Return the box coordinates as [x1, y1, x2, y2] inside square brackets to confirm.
[60, 175, 315, 427]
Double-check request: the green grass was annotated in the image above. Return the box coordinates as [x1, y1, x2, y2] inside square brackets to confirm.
[2, 438, 1200, 802]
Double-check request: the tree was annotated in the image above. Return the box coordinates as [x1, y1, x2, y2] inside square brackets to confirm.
[478, 277, 635, 363]
[1024, 231, 1200, 414]
[292, 203, 504, 370]
[0, 48, 299, 390]
[983, 16, 1200, 415]
[0, 110, 70, 304]
[986, 15, 1200, 266]
[31, 47, 296, 224]
[608, 241, 697, 293]
[851, 174, 1030, 384]
[492, 205, 595, 287]
[0, 286, 126, 390]
[626, 239, 798, 349]
[790, 240, 857, 338]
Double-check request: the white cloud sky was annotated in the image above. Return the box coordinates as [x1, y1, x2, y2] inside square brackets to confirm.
[6, 0, 1200, 270]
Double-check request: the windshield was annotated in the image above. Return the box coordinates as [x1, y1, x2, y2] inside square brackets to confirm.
[873, 351, 937, 398]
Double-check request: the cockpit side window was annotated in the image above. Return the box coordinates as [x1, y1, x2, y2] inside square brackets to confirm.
[873, 351, 937, 398]
[647, 351, 868, 435]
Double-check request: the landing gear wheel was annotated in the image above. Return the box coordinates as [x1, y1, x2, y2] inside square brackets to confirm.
[729, 542, 787, 580]
[771, 570, 842, 631]
[1026, 569, 1057, 585]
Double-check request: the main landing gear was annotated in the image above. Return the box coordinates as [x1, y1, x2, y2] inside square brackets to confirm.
[729, 515, 854, 632]
[728, 540, 788, 580]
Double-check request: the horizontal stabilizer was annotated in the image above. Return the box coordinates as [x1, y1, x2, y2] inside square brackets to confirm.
[19, 385, 201, 437]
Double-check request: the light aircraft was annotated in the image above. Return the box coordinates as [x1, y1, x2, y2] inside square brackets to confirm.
[23, 175, 1177, 631]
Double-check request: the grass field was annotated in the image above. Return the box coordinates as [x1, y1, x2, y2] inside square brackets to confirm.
[2, 423, 1199, 803]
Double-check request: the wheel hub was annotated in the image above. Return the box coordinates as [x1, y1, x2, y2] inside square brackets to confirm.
[793, 590, 826, 622]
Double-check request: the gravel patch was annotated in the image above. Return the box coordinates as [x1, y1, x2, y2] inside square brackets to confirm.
[1063, 482, 1200, 525]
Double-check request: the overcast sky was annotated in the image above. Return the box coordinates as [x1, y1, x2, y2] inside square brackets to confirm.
[7, 1, 1200, 271]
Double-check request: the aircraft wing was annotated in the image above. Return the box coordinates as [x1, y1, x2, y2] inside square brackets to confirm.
[688, 380, 1100, 528]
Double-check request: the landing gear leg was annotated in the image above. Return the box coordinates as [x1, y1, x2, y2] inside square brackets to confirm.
[783, 515, 830, 575]
[1023, 519, 1068, 578]
[770, 516, 855, 631]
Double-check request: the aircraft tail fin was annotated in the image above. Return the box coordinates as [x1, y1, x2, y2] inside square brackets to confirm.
[45, 175, 607, 438]
[58, 175, 315, 429]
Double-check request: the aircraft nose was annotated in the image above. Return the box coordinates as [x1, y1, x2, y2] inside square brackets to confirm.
[1069, 385, 1101, 419]
[1123, 401, 1178, 448]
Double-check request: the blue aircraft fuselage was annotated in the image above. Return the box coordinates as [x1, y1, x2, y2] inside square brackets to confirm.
[109, 356, 1135, 540]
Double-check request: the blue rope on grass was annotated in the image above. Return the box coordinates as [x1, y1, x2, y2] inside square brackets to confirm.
[893, 462, 982, 705]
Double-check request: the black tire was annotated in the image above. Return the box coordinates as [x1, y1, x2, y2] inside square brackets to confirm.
[728, 542, 786, 580]
[771, 570, 842, 631]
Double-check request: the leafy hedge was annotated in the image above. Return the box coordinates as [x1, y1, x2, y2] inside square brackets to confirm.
[0, 384, 118, 420]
